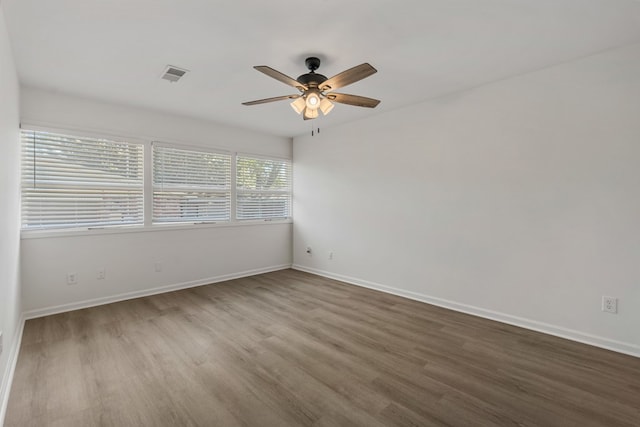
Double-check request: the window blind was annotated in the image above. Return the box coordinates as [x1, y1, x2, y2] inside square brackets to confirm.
[236, 155, 291, 220]
[153, 144, 231, 223]
[20, 130, 144, 230]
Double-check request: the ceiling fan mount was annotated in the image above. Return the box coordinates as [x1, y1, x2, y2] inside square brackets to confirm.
[243, 56, 380, 120]
[304, 56, 321, 72]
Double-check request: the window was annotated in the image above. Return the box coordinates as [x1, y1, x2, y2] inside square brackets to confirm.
[153, 144, 231, 223]
[20, 128, 291, 233]
[20, 130, 144, 230]
[236, 155, 292, 220]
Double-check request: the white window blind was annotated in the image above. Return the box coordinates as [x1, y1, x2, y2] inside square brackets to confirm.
[153, 144, 231, 223]
[20, 130, 144, 230]
[236, 155, 291, 220]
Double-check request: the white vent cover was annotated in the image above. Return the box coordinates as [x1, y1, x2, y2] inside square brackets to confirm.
[161, 65, 189, 82]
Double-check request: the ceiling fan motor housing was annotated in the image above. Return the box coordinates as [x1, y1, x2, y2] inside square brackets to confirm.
[297, 72, 327, 88]
[297, 57, 328, 89]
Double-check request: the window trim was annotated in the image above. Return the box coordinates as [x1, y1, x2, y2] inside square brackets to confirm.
[20, 129, 146, 231]
[236, 153, 293, 221]
[20, 218, 291, 239]
[152, 141, 232, 224]
[19, 124, 292, 238]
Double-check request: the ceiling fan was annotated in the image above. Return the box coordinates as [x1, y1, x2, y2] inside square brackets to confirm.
[242, 57, 380, 120]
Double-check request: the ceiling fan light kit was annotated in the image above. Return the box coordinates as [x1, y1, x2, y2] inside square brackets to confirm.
[305, 91, 321, 110]
[319, 97, 334, 115]
[304, 107, 319, 120]
[290, 97, 306, 114]
[243, 57, 380, 121]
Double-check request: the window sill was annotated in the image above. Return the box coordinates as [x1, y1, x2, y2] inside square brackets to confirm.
[20, 218, 293, 240]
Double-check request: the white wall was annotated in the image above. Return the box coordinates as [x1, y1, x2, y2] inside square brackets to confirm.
[293, 43, 640, 356]
[20, 88, 293, 315]
[0, 4, 22, 422]
[21, 87, 292, 158]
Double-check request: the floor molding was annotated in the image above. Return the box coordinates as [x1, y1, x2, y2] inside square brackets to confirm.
[292, 264, 640, 359]
[0, 314, 25, 427]
[23, 264, 292, 320]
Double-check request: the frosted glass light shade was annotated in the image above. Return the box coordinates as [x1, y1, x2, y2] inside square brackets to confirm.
[303, 107, 318, 119]
[290, 97, 306, 114]
[319, 98, 334, 115]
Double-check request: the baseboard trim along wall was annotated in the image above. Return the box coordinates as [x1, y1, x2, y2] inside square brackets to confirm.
[2, 264, 291, 423]
[0, 314, 26, 427]
[23, 264, 292, 320]
[292, 264, 640, 359]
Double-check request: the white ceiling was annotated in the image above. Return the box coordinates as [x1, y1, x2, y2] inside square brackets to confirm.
[4, 0, 640, 138]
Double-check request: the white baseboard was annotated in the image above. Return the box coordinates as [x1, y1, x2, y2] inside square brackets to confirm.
[292, 264, 640, 359]
[2, 265, 291, 424]
[0, 314, 26, 427]
[23, 264, 292, 320]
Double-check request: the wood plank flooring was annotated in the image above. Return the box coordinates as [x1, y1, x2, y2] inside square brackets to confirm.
[5, 269, 640, 426]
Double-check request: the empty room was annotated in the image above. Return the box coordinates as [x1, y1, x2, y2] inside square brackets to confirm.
[1, 1, 639, 426]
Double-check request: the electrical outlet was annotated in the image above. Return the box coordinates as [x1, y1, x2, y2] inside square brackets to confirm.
[306, 246, 312, 255]
[328, 251, 333, 260]
[67, 272, 78, 285]
[602, 296, 618, 314]
[97, 268, 106, 280]
[154, 262, 162, 272]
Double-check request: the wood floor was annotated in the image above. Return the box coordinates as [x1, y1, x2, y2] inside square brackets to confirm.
[5, 269, 640, 426]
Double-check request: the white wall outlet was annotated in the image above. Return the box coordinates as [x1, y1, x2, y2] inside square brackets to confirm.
[154, 262, 162, 272]
[67, 272, 78, 285]
[328, 251, 333, 260]
[602, 296, 618, 314]
[97, 268, 106, 280]
[305, 246, 312, 255]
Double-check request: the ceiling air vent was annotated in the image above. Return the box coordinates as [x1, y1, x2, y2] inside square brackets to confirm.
[161, 65, 189, 83]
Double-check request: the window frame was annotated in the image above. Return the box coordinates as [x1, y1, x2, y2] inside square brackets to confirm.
[20, 127, 146, 232]
[19, 125, 292, 238]
[151, 141, 232, 225]
[235, 153, 293, 221]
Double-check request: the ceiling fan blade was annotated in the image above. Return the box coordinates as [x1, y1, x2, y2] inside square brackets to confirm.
[242, 94, 300, 106]
[254, 66, 308, 91]
[319, 63, 377, 91]
[326, 93, 380, 108]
